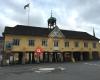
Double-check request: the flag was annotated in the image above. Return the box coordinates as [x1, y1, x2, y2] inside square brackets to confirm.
[24, 3, 29, 9]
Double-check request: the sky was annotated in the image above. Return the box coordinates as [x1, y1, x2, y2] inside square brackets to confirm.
[0, 0, 100, 38]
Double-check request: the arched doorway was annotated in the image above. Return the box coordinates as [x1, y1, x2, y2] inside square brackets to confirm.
[92, 52, 99, 60]
[73, 52, 81, 61]
[82, 52, 89, 61]
[18, 52, 23, 64]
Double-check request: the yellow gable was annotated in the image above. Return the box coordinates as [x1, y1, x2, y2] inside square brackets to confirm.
[48, 26, 65, 38]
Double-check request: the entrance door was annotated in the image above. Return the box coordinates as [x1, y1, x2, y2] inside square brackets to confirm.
[56, 53, 61, 62]
[29, 52, 33, 64]
[18, 52, 23, 64]
[32, 53, 35, 63]
[92, 52, 99, 60]
[73, 52, 81, 61]
[52, 52, 57, 62]
[64, 53, 71, 62]
[82, 52, 89, 61]
[43, 53, 49, 63]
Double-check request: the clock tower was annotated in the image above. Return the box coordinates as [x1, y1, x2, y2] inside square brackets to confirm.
[48, 10, 56, 29]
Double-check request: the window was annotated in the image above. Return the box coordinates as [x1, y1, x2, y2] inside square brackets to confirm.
[93, 42, 96, 48]
[75, 41, 79, 47]
[13, 39, 20, 46]
[29, 40, 35, 46]
[6, 41, 12, 49]
[65, 41, 69, 47]
[84, 42, 88, 48]
[42, 39, 47, 46]
[54, 39, 58, 47]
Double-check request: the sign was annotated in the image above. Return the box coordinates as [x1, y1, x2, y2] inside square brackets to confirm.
[35, 47, 44, 53]
[35, 47, 44, 56]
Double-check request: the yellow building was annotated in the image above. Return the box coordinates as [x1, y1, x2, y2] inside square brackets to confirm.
[2, 15, 100, 64]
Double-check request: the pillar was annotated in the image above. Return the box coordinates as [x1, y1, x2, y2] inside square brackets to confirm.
[45, 52, 48, 62]
[89, 51, 93, 60]
[71, 52, 75, 63]
[37, 54, 40, 63]
[29, 52, 33, 63]
[49, 53, 53, 62]
[13, 53, 18, 64]
[80, 52, 83, 61]
[40, 53, 43, 62]
[57, 52, 61, 62]
[99, 52, 100, 59]
[55, 53, 57, 62]
[34, 53, 40, 63]
[63, 52, 65, 62]
[34, 53, 37, 63]
[9, 55, 14, 64]
[61, 53, 63, 62]
[22, 52, 25, 64]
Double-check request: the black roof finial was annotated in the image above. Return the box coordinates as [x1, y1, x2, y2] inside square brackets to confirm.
[93, 27, 95, 37]
[51, 10, 52, 17]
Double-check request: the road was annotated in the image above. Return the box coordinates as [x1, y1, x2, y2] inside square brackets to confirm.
[0, 61, 100, 80]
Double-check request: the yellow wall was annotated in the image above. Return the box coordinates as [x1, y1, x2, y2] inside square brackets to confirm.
[4, 35, 100, 52]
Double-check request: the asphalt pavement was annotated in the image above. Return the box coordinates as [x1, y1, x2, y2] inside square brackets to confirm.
[0, 61, 100, 80]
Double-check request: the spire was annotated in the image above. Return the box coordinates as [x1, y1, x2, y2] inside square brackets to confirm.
[51, 10, 52, 17]
[48, 10, 56, 29]
[93, 27, 95, 37]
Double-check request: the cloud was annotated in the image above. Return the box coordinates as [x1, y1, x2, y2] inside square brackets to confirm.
[79, 1, 100, 25]
[0, 0, 100, 38]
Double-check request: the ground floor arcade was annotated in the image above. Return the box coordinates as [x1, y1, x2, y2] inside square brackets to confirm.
[3, 51, 100, 65]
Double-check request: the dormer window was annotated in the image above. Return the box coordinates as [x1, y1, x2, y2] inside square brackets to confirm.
[42, 39, 48, 47]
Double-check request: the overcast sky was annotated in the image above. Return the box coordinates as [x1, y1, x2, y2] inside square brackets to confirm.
[0, 0, 100, 38]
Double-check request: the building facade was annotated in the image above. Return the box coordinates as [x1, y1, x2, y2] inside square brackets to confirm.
[2, 16, 100, 65]
[0, 37, 3, 65]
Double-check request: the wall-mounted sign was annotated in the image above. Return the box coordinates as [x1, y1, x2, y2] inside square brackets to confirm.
[35, 47, 44, 53]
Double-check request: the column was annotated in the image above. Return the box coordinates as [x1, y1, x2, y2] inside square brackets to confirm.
[31, 53, 33, 63]
[25, 53, 29, 64]
[45, 52, 47, 62]
[63, 52, 65, 62]
[57, 52, 61, 62]
[0, 54, 2, 66]
[40, 53, 43, 62]
[37, 53, 40, 63]
[22, 52, 25, 64]
[9, 55, 13, 64]
[61, 53, 63, 62]
[71, 52, 75, 62]
[99, 52, 100, 60]
[55, 53, 57, 62]
[49, 53, 53, 62]
[14, 53, 18, 64]
[34, 53, 37, 63]
[89, 51, 93, 60]
[80, 52, 83, 61]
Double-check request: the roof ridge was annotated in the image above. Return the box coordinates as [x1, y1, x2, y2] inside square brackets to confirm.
[3, 25, 99, 40]
[15, 25, 48, 29]
[61, 29, 85, 33]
